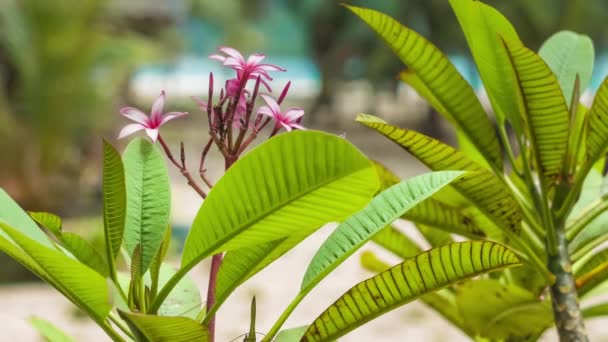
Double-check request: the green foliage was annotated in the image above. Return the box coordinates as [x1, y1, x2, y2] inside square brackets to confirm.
[119, 312, 210, 342]
[181, 130, 378, 273]
[302, 241, 521, 341]
[539, 31, 594, 105]
[345, 5, 502, 170]
[29, 317, 76, 342]
[345, 1, 608, 340]
[456, 279, 553, 340]
[102, 140, 127, 279]
[0, 222, 111, 322]
[123, 138, 171, 274]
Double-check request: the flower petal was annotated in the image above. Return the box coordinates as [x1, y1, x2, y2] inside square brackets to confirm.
[284, 108, 305, 122]
[260, 94, 281, 115]
[218, 46, 245, 64]
[224, 57, 244, 69]
[280, 122, 293, 132]
[246, 53, 266, 66]
[118, 123, 145, 139]
[145, 128, 159, 142]
[257, 63, 286, 72]
[256, 106, 276, 118]
[150, 91, 166, 124]
[161, 111, 188, 125]
[290, 123, 306, 130]
[120, 107, 149, 125]
[191, 96, 208, 110]
[209, 54, 226, 62]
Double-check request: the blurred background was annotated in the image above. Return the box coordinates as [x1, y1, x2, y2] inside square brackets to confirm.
[2, 0, 608, 341]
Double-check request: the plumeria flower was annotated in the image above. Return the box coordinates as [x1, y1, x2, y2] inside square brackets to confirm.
[209, 46, 285, 91]
[118, 91, 188, 142]
[257, 94, 305, 132]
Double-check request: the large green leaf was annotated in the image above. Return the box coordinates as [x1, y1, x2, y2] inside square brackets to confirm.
[357, 114, 521, 234]
[0, 189, 53, 248]
[119, 312, 209, 342]
[359, 250, 468, 336]
[102, 139, 127, 276]
[449, 0, 524, 134]
[302, 241, 521, 341]
[455, 279, 552, 340]
[123, 138, 171, 274]
[301, 172, 464, 292]
[373, 162, 485, 239]
[0, 222, 111, 321]
[181, 130, 378, 270]
[60, 233, 108, 277]
[347, 5, 502, 170]
[263, 172, 463, 341]
[503, 38, 570, 186]
[586, 77, 608, 168]
[29, 317, 76, 342]
[539, 31, 594, 105]
[29, 212, 108, 276]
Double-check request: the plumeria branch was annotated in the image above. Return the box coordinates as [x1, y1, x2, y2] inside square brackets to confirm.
[157, 136, 208, 199]
[199, 137, 215, 189]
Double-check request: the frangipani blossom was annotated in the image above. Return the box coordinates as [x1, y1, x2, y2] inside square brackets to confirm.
[119, 91, 187, 142]
[257, 94, 305, 132]
[209, 46, 285, 91]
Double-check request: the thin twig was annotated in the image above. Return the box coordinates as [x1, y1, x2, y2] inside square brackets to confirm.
[157, 135, 207, 199]
[199, 137, 215, 189]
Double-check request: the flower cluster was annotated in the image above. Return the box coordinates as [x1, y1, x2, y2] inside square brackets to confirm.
[119, 46, 305, 142]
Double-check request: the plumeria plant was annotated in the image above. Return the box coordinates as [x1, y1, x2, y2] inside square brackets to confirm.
[8, 3, 590, 342]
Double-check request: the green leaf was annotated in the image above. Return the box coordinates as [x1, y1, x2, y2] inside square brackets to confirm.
[373, 161, 485, 239]
[119, 263, 201, 319]
[211, 233, 306, 319]
[0, 189, 54, 248]
[181, 130, 378, 270]
[586, 77, 608, 168]
[123, 138, 171, 274]
[29, 212, 108, 277]
[150, 226, 171, 297]
[539, 31, 594, 105]
[275, 326, 330, 342]
[302, 171, 464, 292]
[0, 222, 111, 321]
[154, 264, 201, 319]
[29, 212, 62, 237]
[357, 114, 521, 234]
[60, 233, 108, 277]
[302, 241, 521, 341]
[455, 279, 552, 340]
[371, 226, 421, 260]
[502, 38, 570, 186]
[102, 139, 127, 276]
[119, 312, 209, 342]
[568, 169, 608, 254]
[449, 0, 523, 134]
[417, 224, 454, 248]
[29, 317, 76, 342]
[575, 248, 608, 296]
[582, 303, 608, 319]
[347, 5, 502, 170]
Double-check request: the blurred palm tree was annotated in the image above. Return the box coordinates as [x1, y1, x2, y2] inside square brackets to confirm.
[0, 0, 179, 212]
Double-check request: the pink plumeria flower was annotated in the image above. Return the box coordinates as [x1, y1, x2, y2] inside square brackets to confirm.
[257, 94, 305, 132]
[209, 46, 285, 91]
[118, 91, 188, 142]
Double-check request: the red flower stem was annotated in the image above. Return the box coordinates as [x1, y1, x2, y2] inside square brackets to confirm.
[157, 135, 207, 199]
[226, 76, 249, 153]
[199, 137, 214, 189]
[206, 155, 237, 342]
[237, 118, 272, 155]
